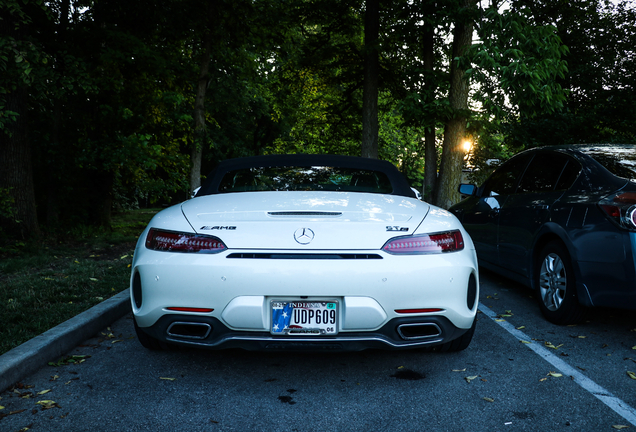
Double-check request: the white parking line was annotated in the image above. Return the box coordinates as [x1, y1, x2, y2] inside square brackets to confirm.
[479, 303, 636, 426]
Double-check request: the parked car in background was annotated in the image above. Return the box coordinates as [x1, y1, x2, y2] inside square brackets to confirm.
[450, 144, 636, 324]
[131, 154, 479, 352]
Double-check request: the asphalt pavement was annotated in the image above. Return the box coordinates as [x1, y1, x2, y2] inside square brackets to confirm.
[0, 290, 131, 393]
[2, 272, 636, 431]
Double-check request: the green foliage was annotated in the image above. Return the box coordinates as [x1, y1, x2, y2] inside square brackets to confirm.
[471, 5, 569, 122]
[0, 0, 46, 134]
[261, 0, 366, 157]
[378, 98, 429, 191]
[2, 0, 636, 235]
[502, 0, 636, 147]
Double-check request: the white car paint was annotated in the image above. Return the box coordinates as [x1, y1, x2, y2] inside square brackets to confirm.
[130, 159, 479, 352]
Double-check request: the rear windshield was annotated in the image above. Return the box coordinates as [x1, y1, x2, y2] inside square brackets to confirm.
[581, 146, 636, 182]
[218, 166, 394, 194]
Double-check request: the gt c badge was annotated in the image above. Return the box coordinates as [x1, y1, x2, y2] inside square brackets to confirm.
[294, 228, 315, 245]
[386, 226, 409, 232]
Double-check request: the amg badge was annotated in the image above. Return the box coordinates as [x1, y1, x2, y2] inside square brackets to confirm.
[386, 226, 409, 232]
[200, 226, 236, 230]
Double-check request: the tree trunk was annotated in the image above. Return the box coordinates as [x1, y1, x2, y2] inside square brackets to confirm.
[190, 31, 212, 192]
[89, 169, 114, 229]
[435, 0, 475, 209]
[0, 86, 40, 238]
[422, 13, 437, 202]
[361, 0, 379, 159]
[47, 0, 71, 227]
[0, 7, 40, 239]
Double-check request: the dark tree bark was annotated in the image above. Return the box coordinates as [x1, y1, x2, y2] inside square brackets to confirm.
[435, 0, 475, 209]
[190, 2, 216, 192]
[422, 8, 437, 202]
[0, 7, 40, 238]
[361, 0, 379, 159]
[190, 37, 212, 192]
[47, 0, 71, 226]
[0, 87, 40, 238]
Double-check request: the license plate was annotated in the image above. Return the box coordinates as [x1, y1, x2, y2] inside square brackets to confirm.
[271, 300, 338, 335]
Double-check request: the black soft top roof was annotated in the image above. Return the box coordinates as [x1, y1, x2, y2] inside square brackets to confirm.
[196, 154, 416, 198]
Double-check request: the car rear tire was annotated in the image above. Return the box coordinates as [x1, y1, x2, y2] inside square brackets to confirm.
[535, 241, 586, 325]
[434, 317, 476, 352]
[134, 317, 166, 350]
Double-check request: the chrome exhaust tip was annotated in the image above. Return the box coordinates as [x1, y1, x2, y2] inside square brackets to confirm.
[167, 322, 212, 340]
[397, 323, 442, 340]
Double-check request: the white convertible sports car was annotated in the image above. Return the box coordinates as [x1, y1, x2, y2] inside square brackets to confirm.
[130, 154, 479, 352]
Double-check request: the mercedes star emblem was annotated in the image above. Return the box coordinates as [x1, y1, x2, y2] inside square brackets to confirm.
[294, 228, 315, 245]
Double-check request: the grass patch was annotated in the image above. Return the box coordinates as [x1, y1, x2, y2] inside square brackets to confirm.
[0, 208, 160, 355]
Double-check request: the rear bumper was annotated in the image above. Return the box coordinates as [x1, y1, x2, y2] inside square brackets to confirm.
[137, 314, 471, 352]
[131, 247, 479, 331]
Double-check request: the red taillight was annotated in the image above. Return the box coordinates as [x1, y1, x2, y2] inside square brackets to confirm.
[145, 228, 227, 253]
[395, 308, 443, 314]
[599, 192, 636, 230]
[166, 307, 214, 313]
[382, 230, 464, 254]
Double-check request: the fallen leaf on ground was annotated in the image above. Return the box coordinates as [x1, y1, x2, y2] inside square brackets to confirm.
[160, 377, 176, 381]
[612, 425, 629, 430]
[627, 371, 636, 380]
[521, 340, 531, 344]
[37, 390, 51, 395]
[516, 326, 525, 330]
[548, 372, 563, 378]
[545, 342, 564, 350]
[465, 375, 479, 383]
[36, 400, 59, 410]
[483, 397, 494, 402]
[452, 369, 466, 372]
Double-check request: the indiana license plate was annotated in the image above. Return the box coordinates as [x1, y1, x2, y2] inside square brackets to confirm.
[271, 301, 338, 335]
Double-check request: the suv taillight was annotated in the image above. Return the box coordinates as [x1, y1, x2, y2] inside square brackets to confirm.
[599, 192, 636, 230]
[382, 231, 464, 254]
[145, 228, 227, 253]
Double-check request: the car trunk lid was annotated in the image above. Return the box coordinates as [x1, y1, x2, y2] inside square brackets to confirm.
[181, 191, 429, 250]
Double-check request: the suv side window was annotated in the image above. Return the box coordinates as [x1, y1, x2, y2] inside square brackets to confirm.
[517, 153, 570, 193]
[482, 154, 532, 197]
